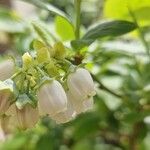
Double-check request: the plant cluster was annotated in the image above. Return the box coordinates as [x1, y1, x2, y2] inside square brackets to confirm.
[0, 40, 96, 129]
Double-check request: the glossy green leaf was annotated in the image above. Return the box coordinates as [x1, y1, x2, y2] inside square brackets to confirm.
[71, 39, 94, 50]
[55, 16, 75, 41]
[71, 20, 137, 50]
[83, 20, 137, 40]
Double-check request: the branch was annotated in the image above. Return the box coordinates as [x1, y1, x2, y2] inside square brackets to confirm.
[75, 0, 81, 40]
[91, 74, 122, 98]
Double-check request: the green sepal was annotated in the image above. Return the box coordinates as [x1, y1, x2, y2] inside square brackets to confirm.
[22, 52, 33, 70]
[77, 63, 86, 68]
[45, 62, 59, 77]
[53, 42, 66, 59]
[35, 76, 53, 91]
[37, 47, 50, 63]
[16, 93, 37, 110]
[28, 93, 38, 108]
[33, 40, 46, 50]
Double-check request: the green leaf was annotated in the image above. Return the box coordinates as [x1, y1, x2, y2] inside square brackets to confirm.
[71, 39, 94, 50]
[22, 0, 72, 24]
[0, 134, 29, 150]
[83, 20, 137, 40]
[71, 20, 137, 50]
[104, 0, 150, 26]
[55, 16, 75, 41]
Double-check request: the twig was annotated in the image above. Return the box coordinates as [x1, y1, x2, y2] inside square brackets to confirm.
[75, 0, 81, 40]
[91, 74, 122, 98]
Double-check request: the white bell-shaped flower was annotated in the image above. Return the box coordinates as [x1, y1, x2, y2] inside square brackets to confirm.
[68, 91, 94, 114]
[37, 80, 67, 117]
[0, 114, 18, 134]
[0, 60, 15, 81]
[5, 104, 21, 132]
[67, 68, 95, 101]
[0, 79, 14, 115]
[6, 104, 17, 116]
[52, 92, 76, 124]
[0, 92, 11, 115]
[16, 104, 39, 129]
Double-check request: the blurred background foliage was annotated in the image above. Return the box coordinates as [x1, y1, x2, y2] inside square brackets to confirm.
[0, 0, 150, 150]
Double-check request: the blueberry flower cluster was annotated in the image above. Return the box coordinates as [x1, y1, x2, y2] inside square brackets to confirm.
[0, 41, 96, 130]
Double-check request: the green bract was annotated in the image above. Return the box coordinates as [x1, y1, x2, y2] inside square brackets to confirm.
[16, 93, 37, 110]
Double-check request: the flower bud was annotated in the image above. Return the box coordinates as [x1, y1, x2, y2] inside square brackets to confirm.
[0, 60, 15, 81]
[67, 91, 94, 114]
[16, 104, 39, 129]
[52, 92, 76, 124]
[37, 80, 67, 117]
[67, 68, 96, 101]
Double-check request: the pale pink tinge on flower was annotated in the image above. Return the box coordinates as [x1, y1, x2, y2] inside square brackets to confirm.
[37, 80, 67, 117]
[0, 91, 11, 115]
[5, 104, 16, 116]
[16, 105, 39, 129]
